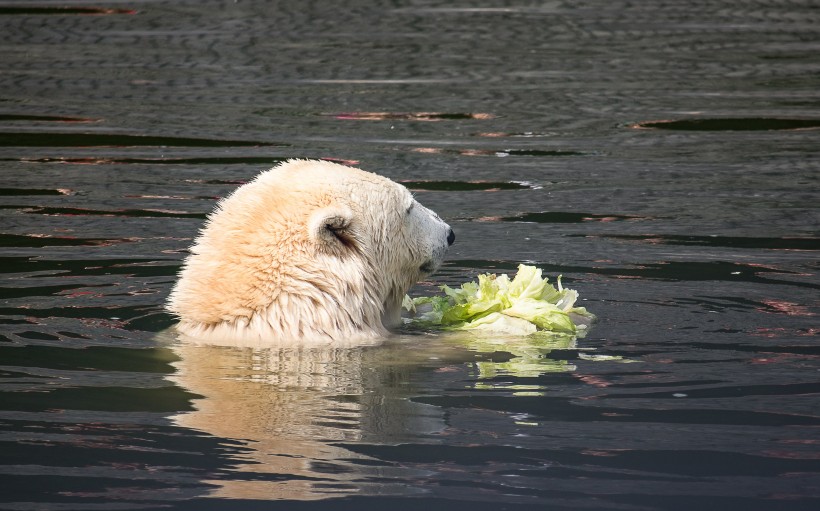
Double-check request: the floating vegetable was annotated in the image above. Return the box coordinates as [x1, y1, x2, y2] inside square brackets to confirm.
[404, 264, 594, 335]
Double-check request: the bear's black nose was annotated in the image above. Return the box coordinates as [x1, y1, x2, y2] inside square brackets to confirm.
[447, 228, 456, 246]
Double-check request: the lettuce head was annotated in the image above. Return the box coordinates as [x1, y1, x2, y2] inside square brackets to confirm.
[405, 264, 594, 336]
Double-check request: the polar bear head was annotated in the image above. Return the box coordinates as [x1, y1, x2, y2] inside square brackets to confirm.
[167, 159, 454, 344]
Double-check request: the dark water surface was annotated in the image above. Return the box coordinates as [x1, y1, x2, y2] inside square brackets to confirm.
[1, 1, 819, 510]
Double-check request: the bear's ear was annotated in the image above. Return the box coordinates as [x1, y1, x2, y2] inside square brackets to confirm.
[308, 205, 356, 251]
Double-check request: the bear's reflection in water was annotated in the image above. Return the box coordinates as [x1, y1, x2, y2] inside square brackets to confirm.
[167, 335, 446, 500]
[166, 332, 578, 500]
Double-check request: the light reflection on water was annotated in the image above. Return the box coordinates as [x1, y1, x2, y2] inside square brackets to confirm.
[1, 0, 819, 509]
[165, 330, 588, 500]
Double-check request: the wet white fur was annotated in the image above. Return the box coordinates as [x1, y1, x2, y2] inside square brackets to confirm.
[167, 159, 452, 344]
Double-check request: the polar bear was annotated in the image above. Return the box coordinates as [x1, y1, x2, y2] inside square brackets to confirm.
[167, 159, 454, 344]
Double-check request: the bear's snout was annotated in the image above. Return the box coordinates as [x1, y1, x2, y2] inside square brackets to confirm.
[447, 228, 455, 246]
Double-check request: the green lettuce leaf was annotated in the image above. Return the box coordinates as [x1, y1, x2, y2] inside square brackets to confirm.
[404, 264, 594, 335]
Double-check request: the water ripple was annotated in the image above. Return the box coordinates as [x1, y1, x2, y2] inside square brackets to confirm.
[632, 118, 820, 131]
[0, 132, 281, 147]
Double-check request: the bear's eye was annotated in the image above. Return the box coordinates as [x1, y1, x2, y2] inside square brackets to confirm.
[405, 202, 414, 216]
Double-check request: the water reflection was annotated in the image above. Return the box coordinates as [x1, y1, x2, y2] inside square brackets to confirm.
[410, 147, 583, 157]
[0, 132, 277, 147]
[463, 333, 579, 395]
[327, 112, 494, 121]
[166, 330, 584, 499]
[167, 335, 440, 500]
[0, 6, 136, 15]
[631, 118, 820, 131]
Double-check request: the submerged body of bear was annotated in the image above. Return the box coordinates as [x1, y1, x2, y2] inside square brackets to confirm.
[167, 159, 454, 344]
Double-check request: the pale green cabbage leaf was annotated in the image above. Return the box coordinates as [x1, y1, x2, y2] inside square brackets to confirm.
[404, 264, 594, 335]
